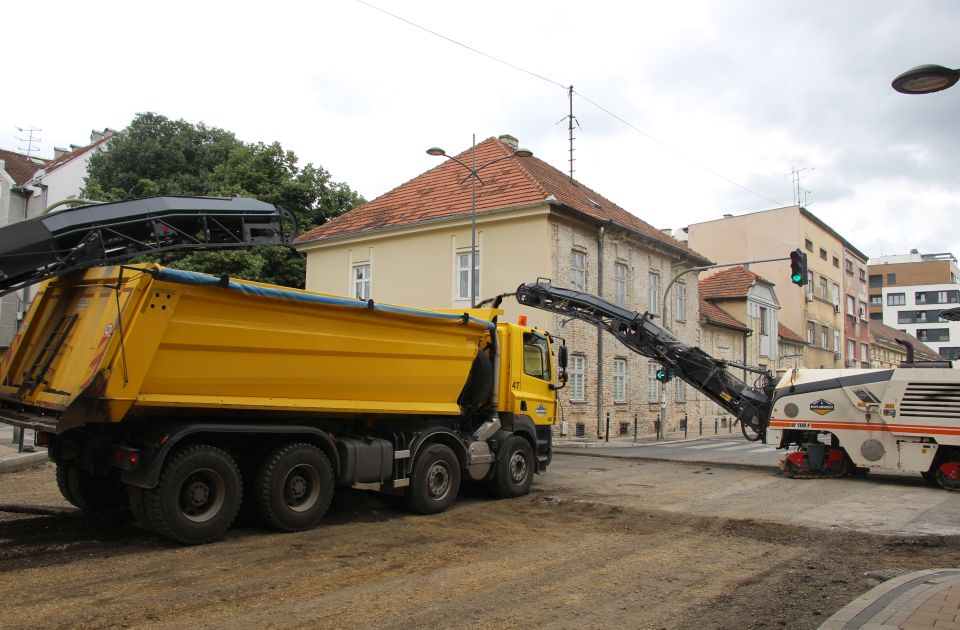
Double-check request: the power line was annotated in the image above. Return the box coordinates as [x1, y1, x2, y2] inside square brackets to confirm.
[575, 92, 787, 207]
[354, 0, 789, 208]
[354, 0, 567, 89]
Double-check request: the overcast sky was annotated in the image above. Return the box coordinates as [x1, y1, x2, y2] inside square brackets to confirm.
[6, 1, 958, 262]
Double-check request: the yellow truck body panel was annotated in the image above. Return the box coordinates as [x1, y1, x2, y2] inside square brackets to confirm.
[0, 265, 500, 426]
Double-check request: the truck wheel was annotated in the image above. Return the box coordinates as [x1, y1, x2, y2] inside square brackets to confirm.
[255, 443, 333, 532]
[405, 443, 460, 515]
[143, 445, 242, 545]
[488, 434, 534, 498]
[127, 486, 153, 531]
[56, 463, 127, 511]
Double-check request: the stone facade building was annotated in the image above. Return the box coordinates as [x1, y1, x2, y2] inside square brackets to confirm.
[295, 135, 713, 438]
[869, 320, 940, 368]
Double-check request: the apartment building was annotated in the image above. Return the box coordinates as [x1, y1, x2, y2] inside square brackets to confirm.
[686, 205, 867, 369]
[296, 135, 713, 438]
[868, 251, 960, 360]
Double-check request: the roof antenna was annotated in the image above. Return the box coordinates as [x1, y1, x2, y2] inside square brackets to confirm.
[568, 86, 575, 181]
[14, 126, 42, 159]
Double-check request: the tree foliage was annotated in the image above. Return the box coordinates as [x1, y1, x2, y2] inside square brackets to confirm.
[84, 112, 364, 287]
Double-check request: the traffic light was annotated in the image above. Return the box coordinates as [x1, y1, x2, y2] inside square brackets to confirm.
[655, 367, 673, 383]
[789, 249, 808, 286]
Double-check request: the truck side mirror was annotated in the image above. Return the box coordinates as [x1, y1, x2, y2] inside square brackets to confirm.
[558, 345, 568, 370]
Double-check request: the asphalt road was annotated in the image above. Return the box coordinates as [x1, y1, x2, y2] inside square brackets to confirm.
[564, 433, 783, 467]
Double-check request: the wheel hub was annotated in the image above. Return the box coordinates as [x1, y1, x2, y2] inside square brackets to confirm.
[283, 464, 321, 512]
[427, 462, 450, 500]
[178, 468, 226, 523]
[509, 452, 528, 484]
[187, 481, 210, 506]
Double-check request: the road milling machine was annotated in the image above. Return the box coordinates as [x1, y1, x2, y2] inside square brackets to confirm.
[513, 281, 960, 491]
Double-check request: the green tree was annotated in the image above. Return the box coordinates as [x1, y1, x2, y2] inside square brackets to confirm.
[84, 113, 364, 288]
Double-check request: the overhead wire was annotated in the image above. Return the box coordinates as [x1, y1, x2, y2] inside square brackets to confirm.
[355, 0, 789, 208]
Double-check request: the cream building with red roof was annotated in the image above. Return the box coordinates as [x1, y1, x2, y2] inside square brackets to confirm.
[296, 135, 714, 438]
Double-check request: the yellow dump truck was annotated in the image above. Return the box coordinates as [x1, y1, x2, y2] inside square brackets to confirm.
[0, 264, 563, 544]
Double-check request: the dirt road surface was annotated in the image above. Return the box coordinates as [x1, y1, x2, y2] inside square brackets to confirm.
[1, 455, 959, 630]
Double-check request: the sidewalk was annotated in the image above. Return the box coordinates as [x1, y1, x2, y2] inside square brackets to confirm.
[819, 569, 960, 629]
[554, 426, 738, 448]
[0, 424, 48, 473]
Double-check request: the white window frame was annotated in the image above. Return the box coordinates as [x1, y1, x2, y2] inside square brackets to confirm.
[614, 262, 628, 307]
[613, 358, 627, 403]
[569, 355, 585, 402]
[353, 263, 371, 300]
[571, 250, 586, 291]
[648, 272, 660, 314]
[456, 249, 479, 301]
[648, 363, 659, 403]
[674, 281, 686, 323]
[675, 378, 686, 403]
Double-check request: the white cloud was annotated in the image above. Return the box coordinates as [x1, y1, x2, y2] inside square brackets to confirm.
[5, 0, 958, 259]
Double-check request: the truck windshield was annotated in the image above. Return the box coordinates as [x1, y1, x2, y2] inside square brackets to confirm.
[523, 332, 552, 381]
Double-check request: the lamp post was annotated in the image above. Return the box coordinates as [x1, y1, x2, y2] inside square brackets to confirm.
[427, 135, 533, 308]
[892, 64, 960, 94]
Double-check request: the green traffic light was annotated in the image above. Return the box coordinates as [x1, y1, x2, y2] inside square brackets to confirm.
[791, 273, 803, 283]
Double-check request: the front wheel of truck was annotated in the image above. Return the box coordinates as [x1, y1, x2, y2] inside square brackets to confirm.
[487, 434, 534, 498]
[144, 444, 242, 545]
[255, 442, 334, 532]
[404, 443, 460, 515]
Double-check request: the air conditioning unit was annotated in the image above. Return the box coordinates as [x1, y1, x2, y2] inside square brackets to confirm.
[846, 358, 857, 367]
[834, 351, 841, 359]
[833, 304, 841, 313]
[805, 292, 814, 302]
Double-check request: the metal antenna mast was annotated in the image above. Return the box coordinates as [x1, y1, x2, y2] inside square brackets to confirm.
[568, 85, 575, 181]
[791, 166, 814, 206]
[14, 127, 42, 159]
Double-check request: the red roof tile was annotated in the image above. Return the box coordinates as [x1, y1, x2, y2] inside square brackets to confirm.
[296, 136, 711, 264]
[41, 136, 110, 176]
[699, 266, 772, 299]
[0, 149, 45, 186]
[699, 297, 750, 331]
[778, 322, 806, 344]
[869, 320, 940, 359]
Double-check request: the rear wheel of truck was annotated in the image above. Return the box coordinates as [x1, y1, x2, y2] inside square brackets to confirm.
[255, 443, 334, 532]
[55, 463, 127, 511]
[405, 443, 460, 515]
[144, 444, 242, 545]
[488, 434, 534, 498]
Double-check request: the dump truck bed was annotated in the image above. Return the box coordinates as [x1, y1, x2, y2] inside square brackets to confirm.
[0, 265, 496, 432]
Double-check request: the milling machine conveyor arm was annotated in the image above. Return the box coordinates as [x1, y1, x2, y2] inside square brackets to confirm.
[0, 196, 297, 297]
[514, 280, 773, 439]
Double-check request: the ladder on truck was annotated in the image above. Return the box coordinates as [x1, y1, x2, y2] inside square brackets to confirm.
[18, 313, 79, 396]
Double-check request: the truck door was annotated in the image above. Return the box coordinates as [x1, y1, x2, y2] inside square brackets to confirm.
[516, 331, 556, 426]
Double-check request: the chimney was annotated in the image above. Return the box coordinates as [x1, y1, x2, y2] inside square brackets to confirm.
[90, 128, 117, 143]
[910, 248, 919, 254]
[498, 134, 519, 150]
[723, 213, 733, 219]
[54, 147, 69, 159]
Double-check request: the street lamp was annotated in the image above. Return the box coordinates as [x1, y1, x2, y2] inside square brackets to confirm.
[892, 64, 960, 94]
[426, 135, 534, 308]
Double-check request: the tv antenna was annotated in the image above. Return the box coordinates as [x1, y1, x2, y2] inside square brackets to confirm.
[791, 166, 814, 206]
[14, 127, 42, 159]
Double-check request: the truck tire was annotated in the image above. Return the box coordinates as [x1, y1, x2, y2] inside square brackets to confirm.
[488, 434, 534, 498]
[404, 443, 460, 515]
[56, 463, 127, 512]
[143, 444, 242, 545]
[255, 443, 334, 532]
[127, 486, 153, 531]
